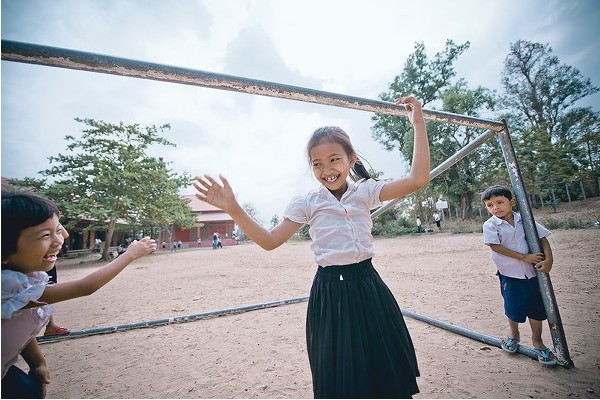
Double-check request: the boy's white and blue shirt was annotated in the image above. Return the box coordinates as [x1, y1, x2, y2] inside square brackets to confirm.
[483, 211, 551, 279]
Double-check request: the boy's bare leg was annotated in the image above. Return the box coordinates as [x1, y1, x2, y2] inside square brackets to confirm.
[508, 318, 520, 340]
[529, 318, 548, 350]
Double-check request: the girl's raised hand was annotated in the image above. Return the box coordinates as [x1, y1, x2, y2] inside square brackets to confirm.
[395, 96, 425, 126]
[124, 237, 157, 260]
[194, 175, 237, 213]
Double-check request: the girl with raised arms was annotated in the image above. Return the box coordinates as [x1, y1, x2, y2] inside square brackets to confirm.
[194, 96, 429, 398]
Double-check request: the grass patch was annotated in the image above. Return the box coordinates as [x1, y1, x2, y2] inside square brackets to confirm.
[540, 217, 586, 230]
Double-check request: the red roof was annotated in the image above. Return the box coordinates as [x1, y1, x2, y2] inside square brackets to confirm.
[181, 195, 233, 223]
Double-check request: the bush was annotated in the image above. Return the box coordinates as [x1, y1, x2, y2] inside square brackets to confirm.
[450, 225, 482, 234]
[540, 217, 585, 230]
[373, 218, 416, 237]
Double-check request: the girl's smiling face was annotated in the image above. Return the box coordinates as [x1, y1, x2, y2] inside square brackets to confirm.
[310, 140, 356, 199]
[5, 214, 64, 275]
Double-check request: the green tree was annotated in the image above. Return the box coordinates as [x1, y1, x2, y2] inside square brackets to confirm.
[371, 40, 472, 219]
[26, 118, 196, 260]
[419, 81, 496, 219]
[501, 40, 600, 202]
[372, 40, 471, 152]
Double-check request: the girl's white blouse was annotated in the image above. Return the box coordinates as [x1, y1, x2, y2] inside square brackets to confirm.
[284, 179, 386, 267]
[1, 270, 53, 378]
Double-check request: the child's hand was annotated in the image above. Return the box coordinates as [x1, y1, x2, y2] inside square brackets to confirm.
[194, 175, 238, 213]
[535, 258, 553, 273]
[522, 252, 545, 265]
[29, 364, 50, 397]
[124, 237, 157, 260]
[395, 96, 425, 126]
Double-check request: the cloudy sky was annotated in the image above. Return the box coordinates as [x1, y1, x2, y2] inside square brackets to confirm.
[2, 0, 599, 223]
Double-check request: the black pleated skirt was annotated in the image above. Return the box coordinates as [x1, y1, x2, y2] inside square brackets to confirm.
[306, 258, 420, 399]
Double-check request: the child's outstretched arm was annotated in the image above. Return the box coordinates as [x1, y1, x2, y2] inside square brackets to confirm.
[194, 175, 301, 250]
[38, 237, 156, 304]
[379, 96, 430, 201]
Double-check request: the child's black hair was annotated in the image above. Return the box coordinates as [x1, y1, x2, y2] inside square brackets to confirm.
[481, 185, 513, 202]
[2, 190, 60, 261]
[307, 126, 374, 181]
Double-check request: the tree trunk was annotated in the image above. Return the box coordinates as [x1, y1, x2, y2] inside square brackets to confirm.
[101, 217, 117, 261]
[460, 192, 472, 220]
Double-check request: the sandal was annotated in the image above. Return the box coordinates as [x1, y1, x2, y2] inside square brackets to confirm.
[44, 326, 70, 336]
[501, 336, 520, 353]
[533, 348, 557, 366]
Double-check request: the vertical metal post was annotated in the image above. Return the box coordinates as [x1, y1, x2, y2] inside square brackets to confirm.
[497, 122, 574, 368]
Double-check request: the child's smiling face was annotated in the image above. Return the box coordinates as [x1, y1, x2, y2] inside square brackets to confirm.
[310, 140, 356, 199]
[6, 214, 64, 275]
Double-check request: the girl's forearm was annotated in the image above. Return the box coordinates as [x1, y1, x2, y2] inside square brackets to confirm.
[40, 253, 136, 304]
[409, 120, 430, 187]
[228, 205, 278, 250]
[228, 204, 299, 250]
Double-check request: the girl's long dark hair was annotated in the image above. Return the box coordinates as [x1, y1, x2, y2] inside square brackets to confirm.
[307, 126, 374, 181]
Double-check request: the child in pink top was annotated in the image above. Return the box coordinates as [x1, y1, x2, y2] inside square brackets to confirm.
[1, 190, 157, 398]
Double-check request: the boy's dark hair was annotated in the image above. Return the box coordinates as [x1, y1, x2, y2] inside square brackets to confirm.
[2, 190, 60, 261]
[481, 185, 513, 202]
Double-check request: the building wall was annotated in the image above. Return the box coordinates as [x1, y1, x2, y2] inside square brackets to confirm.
[174, 221, 236, 245]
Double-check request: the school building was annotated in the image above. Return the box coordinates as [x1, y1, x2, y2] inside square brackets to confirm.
[173, 195, 237, 247]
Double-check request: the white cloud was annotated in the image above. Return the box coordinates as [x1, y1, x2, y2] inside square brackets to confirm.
[2, 0, 599, 222]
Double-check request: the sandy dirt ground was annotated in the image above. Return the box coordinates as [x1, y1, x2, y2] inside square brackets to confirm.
[22, 223, 599, 399]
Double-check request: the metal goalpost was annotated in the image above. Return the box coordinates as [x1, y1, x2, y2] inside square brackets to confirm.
[1, 40, 574, 368]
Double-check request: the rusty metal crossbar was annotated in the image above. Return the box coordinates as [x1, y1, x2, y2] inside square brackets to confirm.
[2, 39, 573, 368]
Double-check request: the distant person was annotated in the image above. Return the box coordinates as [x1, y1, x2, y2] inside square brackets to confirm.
[172, 241, 177, 251]
[1, 190, 156, 398]
[194, 96, 428, 398]
[416, 216, 422, 233]
[433, 211, 441, 231]
[117, 243, 127, 257]
[212, 232, 218, 250]
[197, 237, 202, 247]
[177, 240, 182, 250]
[162, 241, 167, 251]
[482, 185, 557, 366]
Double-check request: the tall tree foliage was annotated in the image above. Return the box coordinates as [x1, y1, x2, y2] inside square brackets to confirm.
[422, 81, 496, 219]
[371, 40, 478, 219]
[372, 40, 471, 152]
[502, 40, 600, 201]
[16, 118, 196, 260]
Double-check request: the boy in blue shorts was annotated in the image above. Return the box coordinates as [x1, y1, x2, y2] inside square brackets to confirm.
[481, 185, 557, 366]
